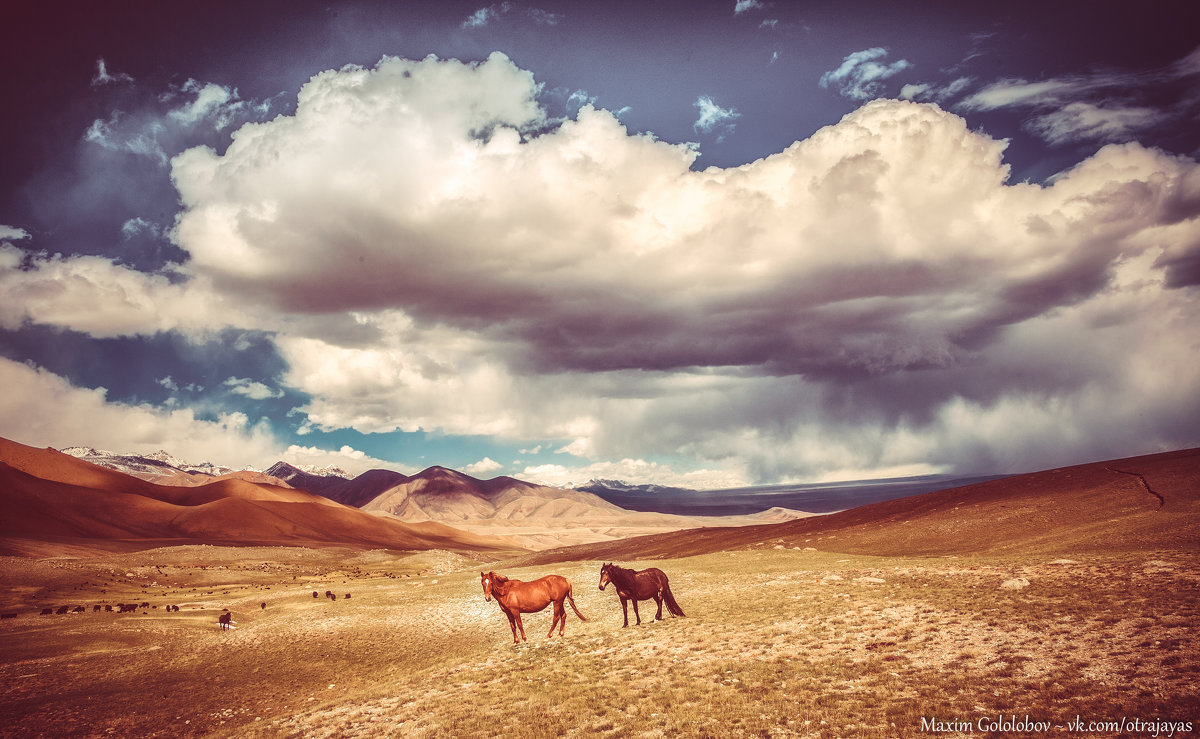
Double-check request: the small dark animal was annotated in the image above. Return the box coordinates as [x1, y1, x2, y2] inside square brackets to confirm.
[55, 606, 69, 615]
[40, 608, 53, 615]
[312, 591, 319, 599]
[598, 563, 685, 627]
[0, 613, 16, 620]
[119, 603, 138, 613]
[327, 591, 336, 601]
[140, 602, 149, 608]
[344, 594, 350, 599]
[481, 571, 587, 643]
[104, 605, 113, 612]
[260, 602, 266, 610]
[72, 606, 86, 613]
[93, 605, 102, 612]
[218, 611, 233, 630]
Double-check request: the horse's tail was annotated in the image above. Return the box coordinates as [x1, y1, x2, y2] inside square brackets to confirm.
[566, 584, 588, 622]
[662, 581, 686, 618]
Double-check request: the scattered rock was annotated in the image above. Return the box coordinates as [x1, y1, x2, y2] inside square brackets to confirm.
[1000, 578, 1030, 590]
[1049, 559, 1077, 565]
[855, 577, 886, 584]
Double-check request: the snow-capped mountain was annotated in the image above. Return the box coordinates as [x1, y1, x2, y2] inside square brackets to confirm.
[60, 446, 247, 485]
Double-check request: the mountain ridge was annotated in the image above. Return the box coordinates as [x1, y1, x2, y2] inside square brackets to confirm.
[0, 436, 524, 557]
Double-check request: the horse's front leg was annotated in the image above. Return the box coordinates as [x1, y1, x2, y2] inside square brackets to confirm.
[620, 596, 630, 627]
[515, 613, 528, 642]
[506, 613, 520, 644]
[654, 594, 664, 621]
[631, 597, 641, 626]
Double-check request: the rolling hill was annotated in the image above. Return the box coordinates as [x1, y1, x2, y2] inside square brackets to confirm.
[506, 447, 1200, 565]
[0, 437, 524, 558]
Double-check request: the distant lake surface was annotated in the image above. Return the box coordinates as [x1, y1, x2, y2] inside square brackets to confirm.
[584, 474, 1007, 516]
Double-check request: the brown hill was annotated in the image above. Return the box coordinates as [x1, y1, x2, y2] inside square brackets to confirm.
[508, 447, 1200, 565]
[360, 466, 627, 521]
[321, 468, 411, 508]
[0, 437, 524, 557]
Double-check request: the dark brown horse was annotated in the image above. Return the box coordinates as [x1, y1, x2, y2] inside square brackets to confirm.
[481, 571, 587, 643]
[598, 563, 685, 627]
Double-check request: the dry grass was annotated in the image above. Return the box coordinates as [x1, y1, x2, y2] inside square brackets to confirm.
[1, 546, 1197, 738]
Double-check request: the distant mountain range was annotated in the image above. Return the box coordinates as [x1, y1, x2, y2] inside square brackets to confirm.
[578, 474, 1011, 516]
[29, 442, 812, 552]
[9, 436, 1195, 561]
[0, 436, 521, 558]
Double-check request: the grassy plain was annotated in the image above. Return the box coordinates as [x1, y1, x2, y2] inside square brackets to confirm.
[1, 544, 1197, 738]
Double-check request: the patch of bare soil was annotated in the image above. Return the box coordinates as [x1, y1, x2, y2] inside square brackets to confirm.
[2, 547, 1196, 738]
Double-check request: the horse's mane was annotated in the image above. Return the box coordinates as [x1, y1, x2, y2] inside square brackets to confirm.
[604, 563, 638, 585]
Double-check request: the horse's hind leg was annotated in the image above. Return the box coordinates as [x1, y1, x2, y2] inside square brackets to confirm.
[547, 602, 562, 638]
[654, 594, 664, 621]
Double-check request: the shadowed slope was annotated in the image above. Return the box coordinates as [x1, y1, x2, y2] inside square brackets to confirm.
[508, 448, 1200, 565]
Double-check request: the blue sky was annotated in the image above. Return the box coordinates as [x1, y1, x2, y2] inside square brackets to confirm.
[1, 0, 1198, 488]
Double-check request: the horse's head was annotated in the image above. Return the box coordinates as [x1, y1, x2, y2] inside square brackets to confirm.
[599, 562, 612, 591]
[481, 571, 494, 601]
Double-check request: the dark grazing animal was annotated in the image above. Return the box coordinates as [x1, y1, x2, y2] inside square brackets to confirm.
[55, 606, 69, 615]
[93, 605, 102, 612]
[105, 605, 113, 612]
[344, 593, 351, 599]
[598, 563, 685, 627]
[260, 602, 266, 610]
[0, 613, 15, 620]
[313, 591, 319, 599]
[480, 571, 587, 644]
[218, 611, 233, 630]
[40, 608, 53, 615]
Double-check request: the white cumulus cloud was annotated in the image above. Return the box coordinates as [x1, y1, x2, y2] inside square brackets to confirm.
[13, 53, 1197, 483]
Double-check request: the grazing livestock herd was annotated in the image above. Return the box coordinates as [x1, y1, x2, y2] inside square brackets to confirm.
[12, 587, 355, 629]
[30, 602, 154, 616]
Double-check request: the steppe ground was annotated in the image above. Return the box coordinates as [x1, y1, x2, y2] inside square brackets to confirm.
[0, 545, 1197, 738]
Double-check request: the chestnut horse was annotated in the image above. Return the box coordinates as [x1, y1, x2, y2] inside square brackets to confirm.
[480, 571, 587, 643]
[598, 563, 685, 627]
